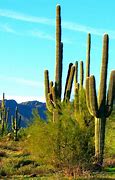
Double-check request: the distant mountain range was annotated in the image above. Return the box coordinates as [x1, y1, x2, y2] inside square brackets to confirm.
[0, 100, 46, 128]
[1, 99, 115, 128]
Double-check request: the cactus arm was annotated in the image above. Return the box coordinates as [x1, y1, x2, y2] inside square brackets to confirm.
[1, 93, 5, 109]
[98, 34, 109, 115]
[106, 70, 115, 117]
[11, 115, 14, 129]
[86, 33, 91, 78]
[59, 42, 63, 98]
[51, 86, 56, 105]
[80, 61, 84, 87]
[64, 65, 75, 101]
[44, 70, 50, 100]
[74, 82, 79, 96]
[74, 82, 79, 112]
[74, 61, 78, 84]
[18, 116, 21, 128]
[89, 75, 99, 117]
[85, 77, 94, 116]
[63, 63, 73, 100]
[6, 108, 9, 125]
[49, 81, 53, 93]
[44, 70, 53, 112]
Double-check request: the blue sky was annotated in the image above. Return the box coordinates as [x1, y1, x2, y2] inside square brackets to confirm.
[0, 0, 114, 102]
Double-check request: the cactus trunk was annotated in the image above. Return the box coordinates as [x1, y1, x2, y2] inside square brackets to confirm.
[95, 117, 106, 165]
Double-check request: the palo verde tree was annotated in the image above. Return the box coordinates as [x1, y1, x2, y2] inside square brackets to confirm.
[86, 34, 115, 166]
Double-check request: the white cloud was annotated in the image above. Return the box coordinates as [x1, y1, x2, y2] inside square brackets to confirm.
[0, 9, 115, 39]
[30, 30, 55, 41]
[0, 9, 54, 26]
[0, 23, 17, 33]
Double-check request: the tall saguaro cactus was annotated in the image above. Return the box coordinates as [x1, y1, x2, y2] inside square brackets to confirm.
[86, 34, 115, 165]
[44, 5, 75, 121]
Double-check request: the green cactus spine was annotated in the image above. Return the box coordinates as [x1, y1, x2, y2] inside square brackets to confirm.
[12, 107, 21, 141]
[86, 34, 115, 165]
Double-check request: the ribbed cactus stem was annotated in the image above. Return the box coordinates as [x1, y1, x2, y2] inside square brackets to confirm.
[51, 86, 56, 104]
[49, 81, 53, 93]
[98, 34, 109, 115]
[106, 70, 115, 116]
[74, 61, 78, 84]
[0, 93, 9, 135]
[64, 65, 75, 101]
[89, 75, 98, 117]
[12, 107, 21, 141]
[44, 70, 50, 99]
[86, 77, 94, 116]
[86, 33, 91, 78]
[2, 93, 5, 109]
[55, 4, 62, 99]
[80, 61, 84, 87]
[63, 63, 73, 100]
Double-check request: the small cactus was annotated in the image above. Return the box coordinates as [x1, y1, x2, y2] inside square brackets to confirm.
[0, 93, 9, 135]
[12, 107, 21, 141]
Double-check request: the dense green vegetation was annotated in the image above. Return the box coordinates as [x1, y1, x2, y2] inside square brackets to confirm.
[0, 106, 114, 179]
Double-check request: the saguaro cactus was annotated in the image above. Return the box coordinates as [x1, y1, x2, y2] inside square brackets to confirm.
[86, 34, 115, 165]
[55, 5, 62, 99]
[12, 107, 21, 141]
[0, 93, 9, 135]
[74, 60, 85, 113]
[44, 5, 75, 121]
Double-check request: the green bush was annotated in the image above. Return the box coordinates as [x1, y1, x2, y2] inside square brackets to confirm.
[25, 103, 94, 173]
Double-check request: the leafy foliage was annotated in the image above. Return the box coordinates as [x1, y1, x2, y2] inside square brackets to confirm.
[25, 103, 94, 172]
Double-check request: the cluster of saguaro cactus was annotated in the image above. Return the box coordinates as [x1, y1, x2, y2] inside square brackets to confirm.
[74, 34, 91, 116]
[85, 34, 115, 165]
[44, 5, 115, 167]
[0, 93, 9, 135]
[44, 5, 75, 121]
[12, 107, 21, 141]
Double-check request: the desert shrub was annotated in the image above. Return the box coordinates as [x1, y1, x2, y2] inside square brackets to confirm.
[25, 103, 94, 173]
